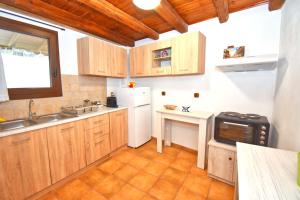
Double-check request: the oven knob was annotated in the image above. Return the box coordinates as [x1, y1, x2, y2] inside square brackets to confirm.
[259, 141, 265, 145]
[261, 126, 267, 131]
[260, 136, 266, 140]
[260, 131, 266, 135]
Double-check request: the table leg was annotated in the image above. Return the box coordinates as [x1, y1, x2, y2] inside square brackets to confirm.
[197, 119, 207, 169]
[156, 113, 163, 153]
[165, 120, 171, 146]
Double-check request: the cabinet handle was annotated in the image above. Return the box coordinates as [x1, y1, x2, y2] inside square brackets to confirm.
[228, 157, 232, 161]
[94, 131, 103, 135]
[116, 113, 123, 117]
[94, 120, 103, 124]
[12, 137, 31, 145]
[95, 139, 104, 145]
[61, 126, 74, 132]
[179, 69, 189, 72]
[98, 70, 105, 73]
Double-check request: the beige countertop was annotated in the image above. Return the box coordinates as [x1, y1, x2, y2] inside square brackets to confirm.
[237, 142, 300, 200]
[0, 106, 127, 138]
[157, 109, 213, 119]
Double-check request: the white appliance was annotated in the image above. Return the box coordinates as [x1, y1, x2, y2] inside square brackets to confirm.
[117, 87, 152, 148]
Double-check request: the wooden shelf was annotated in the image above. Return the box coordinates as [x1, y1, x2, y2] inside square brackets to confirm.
[153, 56, 171, 60]
[216, 54, 278, 72]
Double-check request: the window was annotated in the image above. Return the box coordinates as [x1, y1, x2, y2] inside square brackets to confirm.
[0, 17, 62, 100]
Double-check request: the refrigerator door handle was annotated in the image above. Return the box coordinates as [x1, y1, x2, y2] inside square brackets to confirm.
[135, 104, 150, 107]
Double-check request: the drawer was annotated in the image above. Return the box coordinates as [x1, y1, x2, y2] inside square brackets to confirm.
[87, 124, 109, 138]
[85, 114, 109, 130]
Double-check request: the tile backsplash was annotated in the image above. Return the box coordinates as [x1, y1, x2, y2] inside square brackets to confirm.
[0, 75, 107, 120]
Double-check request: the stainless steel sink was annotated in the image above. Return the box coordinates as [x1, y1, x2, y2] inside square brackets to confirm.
[33, 113, 76, 124]
[0, 119, 37, 132]
[0, 113, 77, 132]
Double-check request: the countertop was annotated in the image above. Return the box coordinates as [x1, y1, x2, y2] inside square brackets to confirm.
[0, 106, 127, 138]
[237, 142, 300, 200]
[157, 109, 213, 119]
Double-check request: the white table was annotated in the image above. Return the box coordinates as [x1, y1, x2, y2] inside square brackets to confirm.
[237, 142, 300, 200]
[156, 109, 214, 169]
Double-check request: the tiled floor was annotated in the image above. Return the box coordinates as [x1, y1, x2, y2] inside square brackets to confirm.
[39, 140, 234, 200]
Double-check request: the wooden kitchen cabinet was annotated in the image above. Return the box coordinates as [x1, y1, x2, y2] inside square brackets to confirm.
[130, 45, 152, 77]
[208, 140, 236, 185]
[109, 109, 128, 152]
[172, 32, 206, 75]
[85, 114, 111, 165]
[47, 121, 86, 183]
[0, 129, 51, 200]
[77, 37, 127, 77]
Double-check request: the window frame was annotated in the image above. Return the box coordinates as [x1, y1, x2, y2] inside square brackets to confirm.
[0, 16, 62, 100]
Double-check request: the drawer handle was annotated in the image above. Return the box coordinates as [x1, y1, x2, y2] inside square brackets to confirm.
[12, 137, 31, 145]
[179, 69, 189, 72]
[61, 127, 74, 132]
[94, 120, 103, 124]
[95, 139, 104, 145]
[98, 70, 105, 73]
[228, 157, 232, 161]
[94, 131, 103, 135]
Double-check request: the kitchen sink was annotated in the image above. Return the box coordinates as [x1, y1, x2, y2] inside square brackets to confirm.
[0, 113, 77, 132]
[0, 119, 37, 132]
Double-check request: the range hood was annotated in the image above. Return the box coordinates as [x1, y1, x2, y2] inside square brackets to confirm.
[216, 54, 278, 72]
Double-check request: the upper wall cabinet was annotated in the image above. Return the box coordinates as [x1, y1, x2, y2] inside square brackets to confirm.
[77, 37, 127, 78]
[172, 32, 206, 75]
[130, 32, 206, 77]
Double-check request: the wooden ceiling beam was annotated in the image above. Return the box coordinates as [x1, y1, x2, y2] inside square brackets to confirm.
[0, 1, 134, 46]
[154, 0, 188, 33]
[269, 0, 285, 11]
[76, 0, 159, 40]
[212, 0, 229, 23]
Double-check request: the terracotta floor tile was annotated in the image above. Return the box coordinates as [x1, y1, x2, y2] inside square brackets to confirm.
[98, 159, 124, 174]
[177, 151, 197, 162]
[163, 146, 181, 157]
[141, 195, 157, 200]
[170, 158, 194, 172]
[175, 187, 206, 200]
[207, 180, 235, 200]
[80, 190, 107, 200]
[113, 150, 135, 164]
[55, 179, 91, 200]
[190, 166, 207, 177]
[149, 179, 179, 200]
[143, 161, 168, 177]
[129, 171, 158, 192]
[182, 174, 212, 197]
[110, 184, 146, 200]
[128, 155, 150, 169]
[38, 192, 58, 200]
[79, 168, 109, 187]
[153, 153, 176, 166]
[114, 164, 139, 181]
[93, 175, 125, 198]
[139, 149, 160, 159]
[160, 167, 187, 186]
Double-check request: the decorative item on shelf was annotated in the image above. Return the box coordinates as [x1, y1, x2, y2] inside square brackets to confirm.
[161, 49, 169, 58]
[182, 106, 190, 112]
[164, 105, 177, 110]
[224, 46, 245, 59]
[128, 81, 136, 88]
[297, 152, 300, 187]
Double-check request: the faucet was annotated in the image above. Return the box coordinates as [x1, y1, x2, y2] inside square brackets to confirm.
[28, 99, 36, 120]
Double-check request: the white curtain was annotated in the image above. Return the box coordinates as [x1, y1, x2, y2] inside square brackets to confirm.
[0, 52, 9, 102]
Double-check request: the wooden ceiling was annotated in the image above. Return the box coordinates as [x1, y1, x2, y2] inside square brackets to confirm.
[0, 0, 284, 47]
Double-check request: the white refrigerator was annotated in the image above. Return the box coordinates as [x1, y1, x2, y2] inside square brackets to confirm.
[117, 87, 152, 148]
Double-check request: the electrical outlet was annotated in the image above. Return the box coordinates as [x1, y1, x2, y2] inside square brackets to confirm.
[162, 91, 166, 96]
[194, 93, 200, 98]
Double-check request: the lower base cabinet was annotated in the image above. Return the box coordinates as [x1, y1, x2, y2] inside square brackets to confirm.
[47, 121, 86, 183]
[109, 109, 128, 152]
[208, 140, 236, 185]
[0, 129, 51, 200]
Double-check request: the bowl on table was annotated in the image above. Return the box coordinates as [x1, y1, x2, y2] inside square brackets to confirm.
[164, 105, 177, 110]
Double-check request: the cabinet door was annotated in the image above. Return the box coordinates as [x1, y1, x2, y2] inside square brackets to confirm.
[85, 114, 111, 165]
[0, 129, 51, 200]
[109, 109, 128, 152]
[130, 45, 151, 77]
[208, 146, 235, 183]
[93, 38, 109, 76]
[47, 121, 86, 183]
[172, 32, 206, 75]
[110, 46, 127, 77]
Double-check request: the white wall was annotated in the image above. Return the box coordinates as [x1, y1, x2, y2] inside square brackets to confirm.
[272, 0, 300, 151]
[128, 5, 281, 150]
